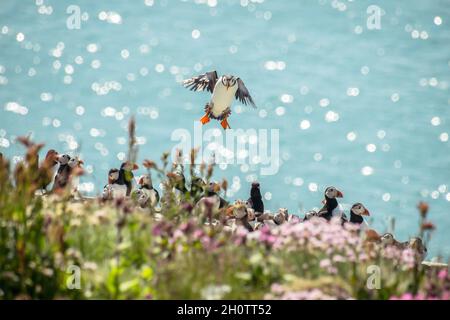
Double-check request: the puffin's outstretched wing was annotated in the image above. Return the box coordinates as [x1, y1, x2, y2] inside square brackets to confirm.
[183, 71, 218, 93]
[235, 78, 256, 108]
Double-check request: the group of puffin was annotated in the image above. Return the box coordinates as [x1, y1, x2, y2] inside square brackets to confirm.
[219, 183, 370, 232]
[218, 183, 427, 259]
[38, 149, 84, 194]
[101, 161, 160, 208]
[303, 186, 371, 228]
[36, 148, 427, 259]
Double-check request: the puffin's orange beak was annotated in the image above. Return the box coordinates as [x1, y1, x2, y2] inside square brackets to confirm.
[138, 177, 144, 185]
[336, 190, 343, 198]
[362, 209, 370, 216]
[133, 163, 139, 170]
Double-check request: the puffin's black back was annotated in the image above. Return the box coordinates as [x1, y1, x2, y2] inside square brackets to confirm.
[53, 164, 71, 190]
[118, 163, 134, 196]
[319, 196, 338, 221]
[349, 211, 364, 224]
[248, 185, 264, 213]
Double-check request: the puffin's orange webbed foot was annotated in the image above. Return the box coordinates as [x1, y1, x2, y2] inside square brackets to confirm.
[200, 113, 210, 125]
[220, 118, 231, 130]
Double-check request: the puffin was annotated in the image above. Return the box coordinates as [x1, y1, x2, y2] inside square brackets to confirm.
[52, 154, 72, 192]
[380, 234, 427, 259]
[273, 210, 287, 225]
[303, 210, 319, 221]
[407, 237, 428, 260]
[224, 200, 254, 232]
[380, 233, 403, 248]
[39, 149, 59, 191]
[190, 176, 206, 202]
[102, 168, 127, 200]
[318, 186, 344, 221]
[118, 161, 139, 196]
[195, 181, 227, 211]
[183, 71, 256, 129]
[135, 174, 160, 208]
[278, 208, 291, 222]
[247, 181, 264, 214]
[342, 203, 370, 228]
[67, 156, 84, 193]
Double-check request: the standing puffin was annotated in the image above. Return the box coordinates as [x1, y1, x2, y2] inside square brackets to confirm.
[318, 186, 344, 221]
[195, 181, 228, 211]
[52, 154, 71, 192]
[247, 182, 264, 214]
[102, 168, 127, 199]
[342, 203, 370, 228]
[67, 156, 84, 193]
[304, 210, 319, 221]
[118, 161, 139, 196]
[135, 174, 160, 208]
[183, 71, 256, 129]
[39, 149, 59, 191]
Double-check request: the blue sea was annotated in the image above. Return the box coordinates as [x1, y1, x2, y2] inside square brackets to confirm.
[0, 0, 449, 258]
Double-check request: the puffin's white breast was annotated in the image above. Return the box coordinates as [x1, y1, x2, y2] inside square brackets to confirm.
[211, 82, 238, 116]
[111, 183, 127, 198]
[331, 204, 345, 218]
[140, 188, 159, 207]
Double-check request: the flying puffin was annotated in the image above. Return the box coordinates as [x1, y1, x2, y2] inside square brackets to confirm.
[102, 168, 127, 199]
[134, 174, 160, 208]
[118, 161, 139, 196]
[318, 186, 344, 221]
[247, 181, 264, 214]
[183, 71, 256, 129]
[342, 203, 370, 227]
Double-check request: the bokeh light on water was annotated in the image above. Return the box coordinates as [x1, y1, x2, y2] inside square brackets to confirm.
[0, 0, 449, 256]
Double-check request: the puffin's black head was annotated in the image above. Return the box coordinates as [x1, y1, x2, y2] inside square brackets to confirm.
[191, 176, 206, 189]
[350, 203, 370, 216]
[57, 154, 71, 165]
[324, 186, 343, 199]
[207, 181, 221, 195]
[138, 174, 153, 188]
[304, 210, 318, 220]
[68, 156, 83, 169]
[120, 161, 139, 172]
[108, 168, 120, 183]
[250, 181, 262, 198]
[380, 233, 395, 245]
[221, 74, 237, 89]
